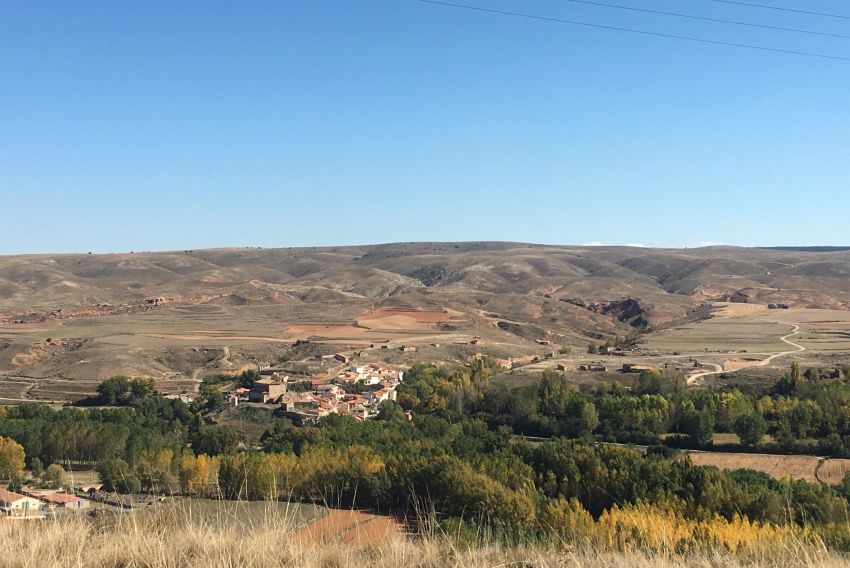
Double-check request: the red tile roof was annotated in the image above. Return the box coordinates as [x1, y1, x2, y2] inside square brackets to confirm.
[41, 492, 84, 504]
[0, 489, 26, 505]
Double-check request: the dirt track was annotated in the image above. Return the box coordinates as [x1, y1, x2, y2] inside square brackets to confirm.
[688, 323, 805, 385]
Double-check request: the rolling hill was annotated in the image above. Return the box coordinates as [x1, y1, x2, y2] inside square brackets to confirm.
[1, 242, 849, 395]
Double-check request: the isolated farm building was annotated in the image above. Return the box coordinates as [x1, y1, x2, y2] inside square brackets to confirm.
[400, 345, 417, 352]
[39, 492, 90, 510]
[334, 353, 350, 364]
[0, 489, 44, 518]
[556, 363, 574, 372]
[536, 339, 552, 346]
[249, 378, 286, 403]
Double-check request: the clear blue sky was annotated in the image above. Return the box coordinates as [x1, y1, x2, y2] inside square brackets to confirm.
[2, 0, 849, 254]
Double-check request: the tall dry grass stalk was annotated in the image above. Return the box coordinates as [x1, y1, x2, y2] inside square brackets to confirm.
[0, 502, 848, 568]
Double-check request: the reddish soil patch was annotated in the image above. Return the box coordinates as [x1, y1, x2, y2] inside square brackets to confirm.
[359, 307, 457, 324]
[292, 509, 404, 547]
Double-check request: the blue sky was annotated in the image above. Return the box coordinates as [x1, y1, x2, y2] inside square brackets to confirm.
[1, 0, 849, 254]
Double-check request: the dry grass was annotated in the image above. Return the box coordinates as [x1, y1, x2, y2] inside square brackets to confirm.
[0, 509, 847, 568]
[685, 452, 822, 484]
[817, 459, 850, 486]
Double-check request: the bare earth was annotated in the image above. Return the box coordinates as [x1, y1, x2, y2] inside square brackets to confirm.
[292, 509, 405, 546]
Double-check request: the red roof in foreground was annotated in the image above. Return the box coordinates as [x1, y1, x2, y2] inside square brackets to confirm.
[0, 489, 26, 504]
[41, 492, 84, 504]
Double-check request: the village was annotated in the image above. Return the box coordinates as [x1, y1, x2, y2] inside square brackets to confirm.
[232, 359, 407, 425]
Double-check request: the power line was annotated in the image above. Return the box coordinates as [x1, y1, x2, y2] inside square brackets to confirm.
[707, 0, 850, 21]
[417, 0, 850, 62]
[561, 0, 850, 40]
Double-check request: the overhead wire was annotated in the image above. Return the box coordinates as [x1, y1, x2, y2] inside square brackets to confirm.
[559, 0, 850, 40]
[416, 0, 850, 62]
[705, 0, 850, 21]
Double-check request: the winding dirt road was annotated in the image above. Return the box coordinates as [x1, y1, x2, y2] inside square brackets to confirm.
[687, 323, 805, 385]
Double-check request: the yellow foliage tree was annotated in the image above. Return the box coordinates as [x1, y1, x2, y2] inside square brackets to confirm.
[540, 497, 594, 544]
[594, 503, 818, 555]
[0, 435, 25, 484]
[179, 453, 214, 495]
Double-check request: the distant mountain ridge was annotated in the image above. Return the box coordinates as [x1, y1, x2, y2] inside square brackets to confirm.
[2, 242, 850, 318]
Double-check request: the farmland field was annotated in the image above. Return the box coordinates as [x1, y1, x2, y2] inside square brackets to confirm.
[816, 459, 850, 485]
[683, 452, 822, 484]
[644, 319, 794, 355]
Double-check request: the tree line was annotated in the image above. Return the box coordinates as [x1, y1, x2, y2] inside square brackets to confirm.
[3, 361, 850, 550]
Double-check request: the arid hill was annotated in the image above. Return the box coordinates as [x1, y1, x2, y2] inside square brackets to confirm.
[1, 242, 849, 395]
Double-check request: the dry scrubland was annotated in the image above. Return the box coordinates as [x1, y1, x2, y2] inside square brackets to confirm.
[3, 244, 850, 398]
[1, 505, 848, 568]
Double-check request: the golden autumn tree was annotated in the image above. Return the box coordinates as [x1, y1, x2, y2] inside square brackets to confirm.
[0, 435, 25, 484]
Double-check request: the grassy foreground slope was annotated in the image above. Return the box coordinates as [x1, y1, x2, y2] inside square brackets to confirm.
[1, 511, 846, 568]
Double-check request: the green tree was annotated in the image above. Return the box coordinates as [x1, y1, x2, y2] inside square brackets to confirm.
[192, 425, 238, 455]
[238, 369, 260, 389]
[733, 413, 767, 447]
[30, 457, 44, 478]
[587, 344, 599, 355]
[42, 463, 68, 489]
[97, 458, 141, 493]
[96, 376, 156, 405]
[193, 385, 227, 412]
[376, 402, 406, 422]
[680, 409, 715, 446]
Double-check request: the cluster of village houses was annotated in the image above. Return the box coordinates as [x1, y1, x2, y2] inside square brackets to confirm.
[230, 363, 406, 424]
[0, 488, 90, 519]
